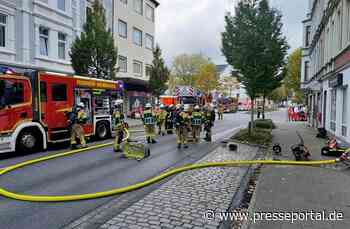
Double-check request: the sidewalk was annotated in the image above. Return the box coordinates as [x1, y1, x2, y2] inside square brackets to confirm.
[64, 143, 260, 229]
[249, 122, 350, 229]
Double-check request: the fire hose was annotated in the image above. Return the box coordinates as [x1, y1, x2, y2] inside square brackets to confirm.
[0, 128, 346, 202]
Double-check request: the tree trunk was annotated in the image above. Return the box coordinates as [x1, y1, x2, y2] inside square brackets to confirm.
[262, 93, 266, 120]
[249, 98, 255, 136]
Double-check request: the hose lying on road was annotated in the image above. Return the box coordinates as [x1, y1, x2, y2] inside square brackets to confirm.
[0, 128, 339, 202]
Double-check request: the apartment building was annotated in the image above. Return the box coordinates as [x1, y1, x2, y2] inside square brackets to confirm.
[0, 0, 159, 112]
[0, 0, 114, 73]
[114, 0, 159, 113]
[301, 0, 350, 142]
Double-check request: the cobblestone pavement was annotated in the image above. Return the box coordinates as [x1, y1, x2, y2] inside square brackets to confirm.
[97, 144, 258, 229]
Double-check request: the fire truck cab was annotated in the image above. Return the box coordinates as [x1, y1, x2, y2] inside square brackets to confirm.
[0, 68, 122, 154]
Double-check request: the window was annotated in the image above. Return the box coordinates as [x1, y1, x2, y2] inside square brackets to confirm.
[58, 32, 66, 59]
[39, 27, 49, 56]
[0, 13, 7, 47]
[305, 26, 311, 47]
[52, 84, 67, 101]
[133, 60, 142, 76]
[304, 61, 310, 81]
[10, 82, 24, 105]
[40, 81, 47, 102]
[57, 0, 66, 11]
[118, 20, 127, 38]
[86, 7, 92, 23]
[145, 4, 154, 22]
[330, 89, 337, 132]
[145, 34, 154, 50]
[146, 65, 152, 77]
[342, 88, 348, 136]
[119, 55, 127, 72]
[120, 0, 127, 5]
[133, 27, 142, 46]
[134, 0, 143, 15]
[337, 10, 342, 51]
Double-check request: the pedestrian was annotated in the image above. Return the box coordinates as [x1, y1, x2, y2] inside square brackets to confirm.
[142, 103, 157, 144]
[218, 103, 224, 120]
[112, 99, 125, 152]
[288, 106, 293, 121]
[156, 104, 167, 136]
[175, 104, 191, 149]
[257, 106, 263, 119]
[191, 105, 203, 143]
[293, 106, 299, 121]
[69, 102, 87, 149]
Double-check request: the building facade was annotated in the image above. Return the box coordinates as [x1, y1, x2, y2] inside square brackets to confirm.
[114, 0, 159, 113]
[301, 0, 350, 142]
[0, 0, 158, 112]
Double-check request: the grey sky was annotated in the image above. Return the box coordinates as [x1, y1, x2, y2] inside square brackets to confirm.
[155, 0, 308, 66]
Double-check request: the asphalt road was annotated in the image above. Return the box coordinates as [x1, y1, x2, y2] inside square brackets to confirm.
[0, 112, 251, 229]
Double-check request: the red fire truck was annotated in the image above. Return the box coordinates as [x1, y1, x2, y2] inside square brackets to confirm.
[0, 68, 122, 154]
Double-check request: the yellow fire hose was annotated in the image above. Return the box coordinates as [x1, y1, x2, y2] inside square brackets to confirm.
[0, 128, 339, 202]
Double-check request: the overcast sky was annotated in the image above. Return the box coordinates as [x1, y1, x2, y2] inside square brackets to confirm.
[155, 0, 308, 66]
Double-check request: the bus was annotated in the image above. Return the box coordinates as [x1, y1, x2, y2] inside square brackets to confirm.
[0, 68, 123, 154]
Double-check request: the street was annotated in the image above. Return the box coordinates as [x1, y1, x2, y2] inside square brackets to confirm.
[0, 112, 253, 229]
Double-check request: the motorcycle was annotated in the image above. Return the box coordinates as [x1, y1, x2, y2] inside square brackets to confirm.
[291, 132, 311, 161]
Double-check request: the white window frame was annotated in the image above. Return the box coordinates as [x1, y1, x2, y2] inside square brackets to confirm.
[118, 19, 127, 39]
[133, 60, 143, 76]
[39, 26, 49, 56]
[0, 13, 7, 48]
[120, 0, 127, 5]
[145, 33, 154, 50]
[57, 0, 66, 12]
[133, 0, 143, 15]
[145, 3, 154, 22]
[118, 55, 127, 73]
[58, 32, 66, 59]
[133, 27, 142, 47]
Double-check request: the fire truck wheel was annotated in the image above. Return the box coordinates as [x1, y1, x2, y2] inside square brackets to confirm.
[96, 122, 111, 140]
[16, 128, 42, 153]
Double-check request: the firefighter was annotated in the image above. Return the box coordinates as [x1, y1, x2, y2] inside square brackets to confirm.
[143, 103, 157, 144]
[156, 104, 167, 136]
[218, 103, 224, 120]
[112, 99, 125, 152]
[203, 104, 215, 142]
[175, 104, 191, 149]
[70, 102, 87, 149]
[191, 105, 203, 142]
[166, 104, 175, 134]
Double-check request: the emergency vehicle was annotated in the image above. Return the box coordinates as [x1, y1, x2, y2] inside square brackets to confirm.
[0, 68, 122, 154]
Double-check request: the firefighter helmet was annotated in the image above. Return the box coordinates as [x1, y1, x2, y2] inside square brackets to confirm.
[77, 102, 85, 108]
[145, 103, 152, 108]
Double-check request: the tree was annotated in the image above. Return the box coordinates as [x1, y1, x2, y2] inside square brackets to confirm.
[172, 54, 210, 86]
[149, 45, 170, 97]
[284, 48, 304, 103]
[222, 1, 263, 135]
[255, 0, 289, 119]
[195, 63, 219, 94]
[70, 0, 117, 79]
[217, 76, 240, 97]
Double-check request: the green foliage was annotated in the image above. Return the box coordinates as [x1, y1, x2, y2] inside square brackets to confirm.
[195, 63, 219, 94]
[252, 119, 276, 129]
[172, 54, 211, 86]
[70, 0, 117, 79]
[231, 127, 272, 146]
[149, 45, 170, 97]
[222, 0, 288, 130]
[284, 48, 305, 103]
